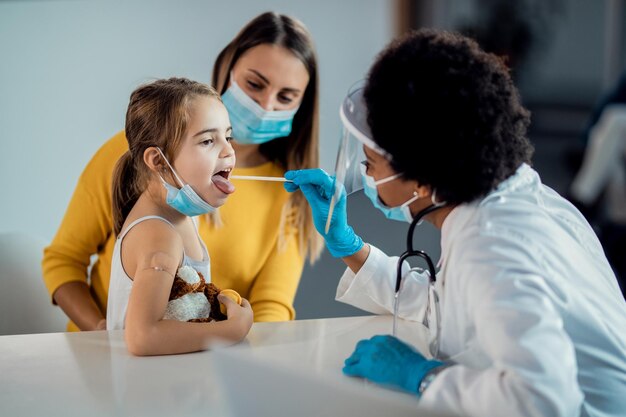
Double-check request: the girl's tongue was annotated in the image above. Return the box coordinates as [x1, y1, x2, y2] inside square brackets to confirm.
[211, 174, 235, 194]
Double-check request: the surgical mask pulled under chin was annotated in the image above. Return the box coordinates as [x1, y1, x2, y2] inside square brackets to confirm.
[221, 77, 298, 145]
[157, 148, 216, 217]
[360, 163, 418, 223]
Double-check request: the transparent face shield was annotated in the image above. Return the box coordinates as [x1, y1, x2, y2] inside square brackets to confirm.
[325, 83, 390, 233]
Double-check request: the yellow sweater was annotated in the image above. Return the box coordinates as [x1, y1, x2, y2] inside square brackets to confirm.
[43, 131, 304, 331]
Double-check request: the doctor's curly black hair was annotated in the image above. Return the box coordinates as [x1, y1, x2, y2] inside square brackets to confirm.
[363, 29, 534, 205]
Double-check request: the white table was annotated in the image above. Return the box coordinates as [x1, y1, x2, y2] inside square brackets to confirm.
[0, 315, 434, 416]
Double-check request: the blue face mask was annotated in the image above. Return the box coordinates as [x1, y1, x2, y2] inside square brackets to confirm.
[360, 162, 418, 223]
[157, 148, 216, 217]
[221, 77, 299, 145]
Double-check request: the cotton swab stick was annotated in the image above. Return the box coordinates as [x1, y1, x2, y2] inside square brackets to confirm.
[324, 194, 335, 234]
[230, 175, 293, 182]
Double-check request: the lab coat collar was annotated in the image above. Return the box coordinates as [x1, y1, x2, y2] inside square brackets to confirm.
[438, 163, 537, 271]
[481, 163, 538, 204]
[439, 203, 476, 272]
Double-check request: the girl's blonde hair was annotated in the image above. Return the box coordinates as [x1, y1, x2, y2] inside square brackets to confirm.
[212, 12, 324, 263]
[112, 78, 220, 235]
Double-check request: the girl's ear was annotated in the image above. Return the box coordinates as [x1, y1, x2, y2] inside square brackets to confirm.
[143, 147, 165, 173]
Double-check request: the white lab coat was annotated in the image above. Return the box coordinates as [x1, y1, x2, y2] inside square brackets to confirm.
[336, 164, 626, 417]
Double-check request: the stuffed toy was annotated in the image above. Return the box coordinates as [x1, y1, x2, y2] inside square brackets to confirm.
[163, 265, 241, 323]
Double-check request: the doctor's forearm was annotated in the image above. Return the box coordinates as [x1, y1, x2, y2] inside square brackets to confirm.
[343, 244, 370, 274]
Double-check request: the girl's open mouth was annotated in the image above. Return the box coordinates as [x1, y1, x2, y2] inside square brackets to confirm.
[211, 168, 235, 194]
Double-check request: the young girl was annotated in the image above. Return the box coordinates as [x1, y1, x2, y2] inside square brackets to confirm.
[107, 78, 253, 356]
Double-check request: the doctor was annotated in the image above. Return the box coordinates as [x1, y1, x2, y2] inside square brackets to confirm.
[285, 30, 626, 417]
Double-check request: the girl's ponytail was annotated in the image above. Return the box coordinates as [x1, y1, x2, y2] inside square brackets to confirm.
[112, 150, 139, 235]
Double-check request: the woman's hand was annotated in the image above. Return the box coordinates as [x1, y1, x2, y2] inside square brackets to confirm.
[52, 281, 107, 331]
[218, 295, 253, 341]
[284, 168, 363, 257]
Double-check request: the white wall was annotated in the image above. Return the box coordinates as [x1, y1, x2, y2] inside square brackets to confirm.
[0, 0, 393, 241]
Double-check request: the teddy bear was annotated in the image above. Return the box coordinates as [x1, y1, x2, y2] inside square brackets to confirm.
[163, 265, 241, 323]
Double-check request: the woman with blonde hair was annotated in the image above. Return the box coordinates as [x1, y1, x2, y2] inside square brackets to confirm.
[43, 12, 323, 331]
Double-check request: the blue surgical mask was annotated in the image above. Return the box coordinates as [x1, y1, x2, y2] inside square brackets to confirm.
[221, 76, 298, 144]
[360, 162, 418, 223]
[157, 148, 216, 216]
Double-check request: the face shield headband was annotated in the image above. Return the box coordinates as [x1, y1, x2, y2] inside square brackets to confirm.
[325, 82, 390, 233]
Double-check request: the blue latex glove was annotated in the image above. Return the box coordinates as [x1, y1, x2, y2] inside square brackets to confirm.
[284, 169, 363, 257]
[343, 335, 444, 395]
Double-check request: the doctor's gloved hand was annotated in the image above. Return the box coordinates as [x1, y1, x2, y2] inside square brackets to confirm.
[343, 335, 444, 395]
[284, 169, 363, 257]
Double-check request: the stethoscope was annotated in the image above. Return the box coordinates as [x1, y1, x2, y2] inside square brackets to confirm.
[393, 203, 444, 358]
[395, 204, 442, 292]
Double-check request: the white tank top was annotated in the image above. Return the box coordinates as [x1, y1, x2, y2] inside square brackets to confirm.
[106, 215, 210, 330]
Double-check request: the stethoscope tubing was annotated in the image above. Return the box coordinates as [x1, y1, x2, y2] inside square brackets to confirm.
[395, 204, 443, 293]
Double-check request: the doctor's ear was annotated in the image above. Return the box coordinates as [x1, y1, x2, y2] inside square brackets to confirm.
[143, 147, 166, 172]
[415, 184, 432, 200]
